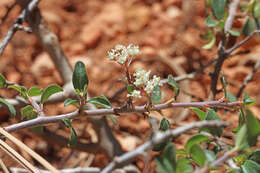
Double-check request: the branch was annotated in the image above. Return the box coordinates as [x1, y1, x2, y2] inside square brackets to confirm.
[0, 0, 40, 56]
[209, 0, 241, 99]
[101, 120, 229, 173]
[4, 100, 240, 132]
[237, 59, 260, 97]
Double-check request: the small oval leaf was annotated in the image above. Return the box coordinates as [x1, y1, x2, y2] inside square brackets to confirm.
[0, 74, 6, 88]
[151, 85, 162, 104]
[41, 84, 63, 104]
[21, 105, 37, 120]
[190, 144, 207, 167]
[185, 134, 210, 154]
[212, 0, 226, 20]
[28, 86, 42, 97]
[64, 98, 79, 107]
[68, 127, 77, 147]
[88, 95, 112, 109]
[72, 61, 88, 93]
[0, 98, 16, 117]
[168, 75, 179, 100]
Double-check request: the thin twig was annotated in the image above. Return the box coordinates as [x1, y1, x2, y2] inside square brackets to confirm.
[0, 139, 39, 173]
[224, 0, 241, 33]
[0, 128, 59, 173]
[101, 120, 229, 173]
[237, 59, 260, 97]
[4, 100, 241, 133]
[9, 167, 100, 173]
[0, 0, 41, 56]
[0, 158, 10, 173]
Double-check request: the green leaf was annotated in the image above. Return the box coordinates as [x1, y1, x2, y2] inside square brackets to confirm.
[64, 98, 79, 107]
[62, 119, 72, 128]
[212, 0, 226, 20]
[205, 109, 223, 137]
[241, 160, 260, 173]
[243, 93, 256, 106]
[40, 84, 63, 104]
[159, 118, 171, 131]
[228, 30, 240, 37]
[227, 92, 237, 102]
[190, 144, 207, 167]
[202, 34, 216, 49]
[28, 86, 42, 97]
[242, 18, 256, 36]
[88, 95, 112, 109]
[8, 85, 27, 99]
[153, 118, 171, 151]
[176, 158, 193, 173]
[155, 143, 176, 173]
[249, 150, 260, 164]
[20, 105, 37, 120]
[0, 74, 6, 88]
[206, 15, 217, 27]
[204, 150, 216, 163]
[168, 75, 180, 100]
[220, 72, 227, 98]
[0, 98, 16, 117]
[127, 84, 135, 94]
[253, 1, 260, 18]
[233, 108, 246, 133]
[151, 85, 162, 104]
[190, 107, 206, 120]
[246, 109, 260, 146]
[72, 61, 88, 93]
[68, 128, 77, 147]
[176, 149, 186, 157]
[185, 134, 210, 154]
[235, 125, 249, 151]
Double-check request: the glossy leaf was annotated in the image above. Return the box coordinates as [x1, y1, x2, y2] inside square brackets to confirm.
[185, 134, 210, 154]
[206, 15, 217, 27]
[202, 35, 216, 49]
[0, 98, 16, 117]
[241, 160, 260, 173]
[246, 109, 260, 146]
[155, 143, 176, 173]
[168, 75, 179, 100]
[21, 105, 37, 120]
[72, 61, 88, 93]
[68, 128, 77, 147]
[108, 114, 117, 125]
[253, 1, 260, 18]
[62, 119, 72, 128]
[212, 0, 226, 20]
[190, 144, 207, 167]
[159, 118, 171, 131]
[41, 84, 63, 104]
[227, 92, 237, 102]
[242, 18, 256, 36]
[64, 98, 79, 107]
[205, 109, 223, 137]
[151, 85, 162, 104]
[243, 93, 256, 106]
[190, 107, 206, 120]
[28, 86, 42, 97]
[153, 118, 171, 151]
[8, 85, 27, 99]
[228, 30, 240, 37]
[88, 95, 112, 109]
[249, 150, 260, 164]
[235, 125, 249, 150]
[0, 74, 6, 88]
[176, 158, 193, 173]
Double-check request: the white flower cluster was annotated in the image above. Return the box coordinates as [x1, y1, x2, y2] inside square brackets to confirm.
[107, 44, 140, 64]
[127, 68, 163, 99]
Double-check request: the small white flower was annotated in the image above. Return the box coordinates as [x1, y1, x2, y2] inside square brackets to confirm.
[127, 90, 142, 98]
[127, 44, 140, 56]
[133, 68, 151, 86]
[144, 75, 162, 94]
[107, 44, 140, 64]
